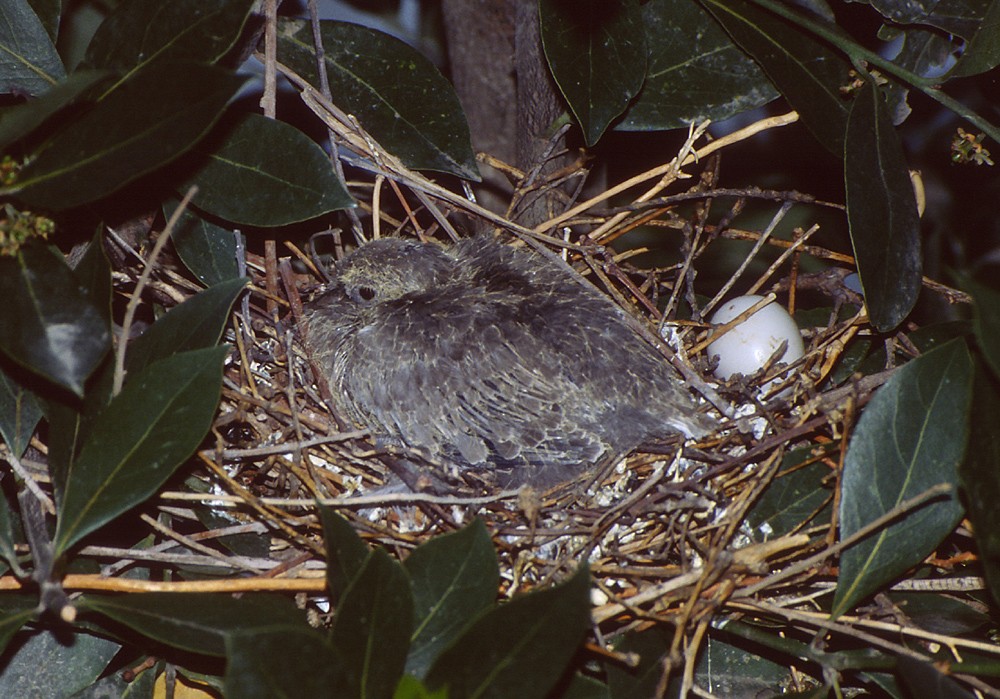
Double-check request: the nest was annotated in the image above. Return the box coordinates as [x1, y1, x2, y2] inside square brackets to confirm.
[87, 66, 981, 692]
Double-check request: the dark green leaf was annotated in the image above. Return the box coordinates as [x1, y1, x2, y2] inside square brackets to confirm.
[26, 0, 60, 44]
[125, 277, 246, 377]
[332, 548, 413, 699]
[425, 566, 590, 699]
[72, 232, 113, 325]
[963, 275, 1000, 380]
[0, 71, 110, 151]
[895, 656, 976, 699]
[889, 592, 990, 636]
[0, 0, 65, 97]
[859, 0, 991, 41]
[0, 243, 111, 397]
[618, 0, 777, 131]
[0, 628, 119, 697]
[958, 362, 1000, 609]
[845, 79, 922, 332]
[539, 0, 647, 145]
[167, 201, 241, 286]
[0, 598, 35, 656]
[224, 626, 347, 698]
[834, 339, 972, 617]
[81, 593, 308, 657]
[700, 0, 853, 154]
[181, 113, 354, 227]
[12, 61, 247, 210]
[54, 345, 228, 555]
[82, 0, 256, 73]
[403, 519, 499, 678]
[44, 393, 86, 509]
[0, 367, 42, 457]
[393, 675, 448, 699]
[951, 0, 1000, 77]
[277, 19, 479, 180]
[0, 488, 20, 574]
[746, 445, 834, 538]
[66, 664, 158, 699]
[559, 674, 611, 699]
[320, 506, 371, 602]
[607, 627, 673, 699]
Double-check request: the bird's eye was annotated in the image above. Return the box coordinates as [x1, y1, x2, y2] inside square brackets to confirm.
[356, 285, 377, 302]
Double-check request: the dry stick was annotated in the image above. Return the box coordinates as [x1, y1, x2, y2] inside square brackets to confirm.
[535, 112, 801, 237]
[112, 186, 197, 396]
[0, 447, 54, 515]
[703, 202, 791, 316]
[746, 223, 821, 296]
[139, 513, 261, 574]
[0, 574, 327, 594]
[734, 482, 954, 599]
[158, 488, 520, 508]
[260, 0, 279, 118]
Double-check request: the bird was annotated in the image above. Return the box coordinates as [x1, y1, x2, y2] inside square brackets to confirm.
[303, 235, 711, 490]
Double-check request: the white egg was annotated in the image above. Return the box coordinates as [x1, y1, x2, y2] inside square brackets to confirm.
[707, 295, 804, 381]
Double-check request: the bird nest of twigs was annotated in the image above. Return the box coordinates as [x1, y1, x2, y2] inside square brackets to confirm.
[110, 81, 978, 691]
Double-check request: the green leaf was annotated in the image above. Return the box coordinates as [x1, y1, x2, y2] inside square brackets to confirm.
[425, 565, 591, 699]
[320, 506, 371, 602]
[895, 656, 977, 699]
[12, 61, 247, 210]
[845, 79, 922, 333]
[277, 19, 479, 181]
[958, 362, 1000, 609]
[0, 0, 65, 97]
[80, 593, 309, 657]
[181, 113, 355, 227]
[618, 0, 777, 131]
[26, 0, 60, 44]
[950, 0, 1000, 77]
[403, 519, 499, 678]
[0, 487, 20, 574]
[54, 345, 228, 556]
[963, 275, 1000, 380]
[746, 445, 834, 539]
[332, 548, 413, 699]
[0, 627, 120, 697]
[82, 0, 256, 73]
[859, 0, 991, 41]
[166, 201, 241, 286]
[0, 598, 35, 656]
[0, 366, 42, 457]
[833, 339, 973, 617]
[539, 0, 647, 145]
[700, 0, 853, 154]
[559, 674, 611, 699]
[125, 277, 246, 377]
[224, 626, 348, 698]
[0, 70, 110, 151]
[0, 243, 111, 397]
[393, 675, 448, 699]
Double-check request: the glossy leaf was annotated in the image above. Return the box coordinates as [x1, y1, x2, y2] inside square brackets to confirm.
[125, 277, 246, 377]
[332, 548, 413, 699]
[958, 363, 1000, 609]
[81, 593, 309, 657]
[26, 0, 60, 43]
[0, 598, 35, 656]
[320, 506, 371, 602]
[166, 201, 241, 286]
[539, 0, 647, 145]
[54, 345, 228, 556]
[0, 0, 65, 97]
[951, 0, 1000, 77]
[0, 70, 109, 151]
[0, 628, 119, 697]
[858, 0, 990, 41]
[277, 19, 479, 180]
[618, 0, 777, 131]
[963, 275, 1000, 380]
[845, 79, 921, 332]
[700, 0, 853, 154]
[834, 339, 972, 617]
[0, 243, 110, 397]
[82, 0, 256, 73]
[225, 626, 347, 698]
[0, 366, 41, 457]
[746, 445, 834, 539]
[403, 519, 500, 678]
[181, 113, 354, 227]
[12, 61, 247, 210]
[425, 566, 591, 699]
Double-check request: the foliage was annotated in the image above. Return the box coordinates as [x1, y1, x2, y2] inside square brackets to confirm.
[0, 0, 997, 696]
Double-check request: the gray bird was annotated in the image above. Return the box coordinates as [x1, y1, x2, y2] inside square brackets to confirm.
[303, 236, 710, 490]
